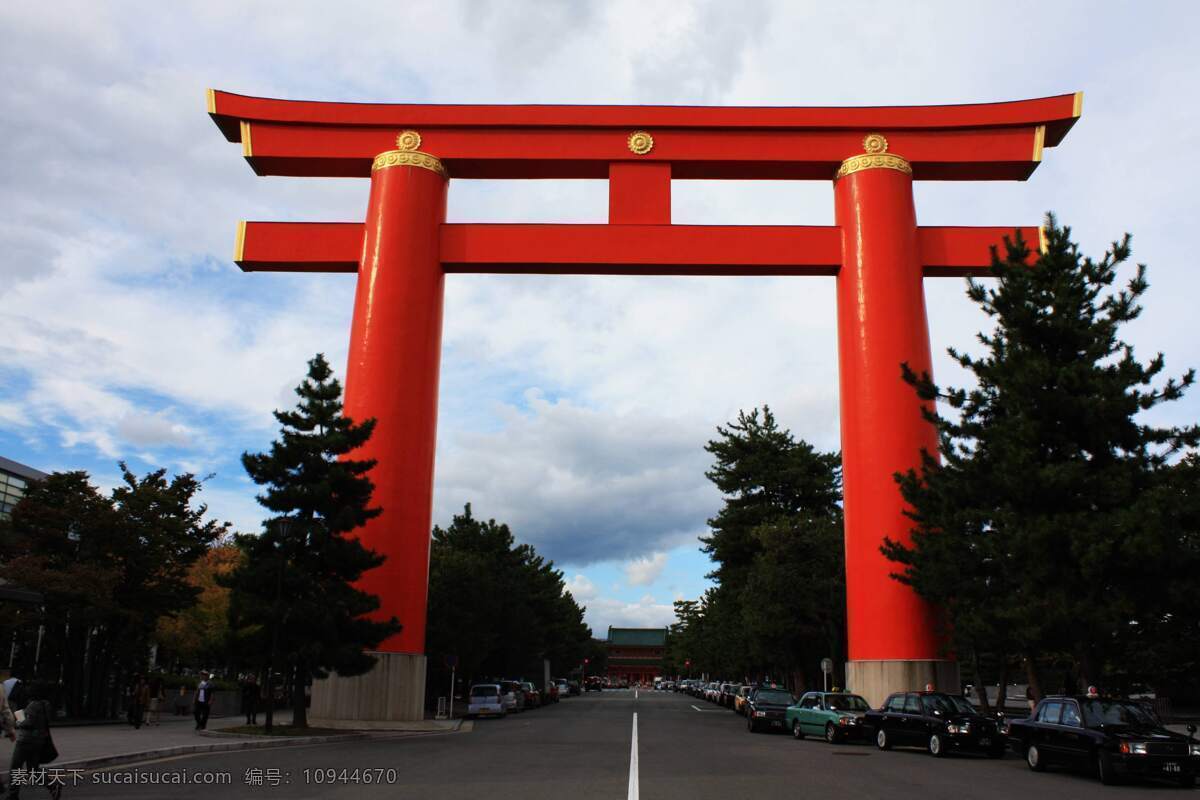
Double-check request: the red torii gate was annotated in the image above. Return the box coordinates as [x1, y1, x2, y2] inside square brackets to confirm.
[209, 90, 1080, 723]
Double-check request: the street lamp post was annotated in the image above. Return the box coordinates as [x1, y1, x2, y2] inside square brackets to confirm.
[264, 517, 291, 733]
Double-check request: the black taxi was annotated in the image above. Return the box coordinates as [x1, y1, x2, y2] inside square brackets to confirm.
[1006, 695, 1199, 787]
[863, 690, 1005, 757]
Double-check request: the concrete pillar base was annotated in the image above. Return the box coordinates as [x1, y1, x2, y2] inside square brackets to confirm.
[846, 659, 960, 708]
[309, 652, 426, 726]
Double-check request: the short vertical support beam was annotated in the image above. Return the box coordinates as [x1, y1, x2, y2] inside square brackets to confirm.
[609, 162, 671, 224]
[833, 138, 958, 706]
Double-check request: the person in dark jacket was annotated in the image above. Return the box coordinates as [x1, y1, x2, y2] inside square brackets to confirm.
[9, 683, 60, 799]
[241, 674, 259, 726]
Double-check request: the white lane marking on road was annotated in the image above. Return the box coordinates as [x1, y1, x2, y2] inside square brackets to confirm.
[635, 689, 638, 700]
[690, 704, 721, 712]
[628, 712, 639, 800]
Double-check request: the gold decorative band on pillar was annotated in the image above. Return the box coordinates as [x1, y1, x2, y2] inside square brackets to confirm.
[371, 129, 449, 178]
[835, 133, 911, 181]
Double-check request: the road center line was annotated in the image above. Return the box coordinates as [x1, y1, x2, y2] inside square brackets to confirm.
[627, 712, 639, 800]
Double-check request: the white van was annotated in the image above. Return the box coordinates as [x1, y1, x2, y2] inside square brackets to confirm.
[467, 684, 507, 718]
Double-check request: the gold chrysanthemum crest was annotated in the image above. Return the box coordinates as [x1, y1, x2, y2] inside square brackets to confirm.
[835, 132, 911, 181]
[627, 131, 654, 155]
[372, 130, 448, 178]
[862, 133, 888, 154]
[396, 130, 422, 151]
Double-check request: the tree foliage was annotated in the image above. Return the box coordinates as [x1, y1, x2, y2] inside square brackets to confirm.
[426, 504, 590, 688]
[676, 407, 845, 687]
[883, 216, 1199, 696]
[0, 467, 226, 716]
[223, 353, 400, 727]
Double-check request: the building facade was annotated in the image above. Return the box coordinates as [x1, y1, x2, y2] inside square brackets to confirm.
[0, 456, 47, 520]
[605, 627, 667, 686]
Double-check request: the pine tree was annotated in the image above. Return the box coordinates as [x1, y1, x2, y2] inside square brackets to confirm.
[225, 354, 400, 728]
[884, 216, 1198, 694]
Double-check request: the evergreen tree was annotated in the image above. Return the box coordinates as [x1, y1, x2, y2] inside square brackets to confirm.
[225, 354, 400, 727]
[884, 217, 1198, 694]
[690, 407, 845, 685]
[426, 504, 590, 688]
[0, 468, 225, 717]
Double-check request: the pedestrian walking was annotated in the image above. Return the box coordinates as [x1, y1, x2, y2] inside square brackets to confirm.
[193, 673, 214, 731]
[126, 675, 147, 730]
[9, 683, 61, 799]
[0, 680, 18, 798]
[241, 674, 259, 726]
[146, 677, 163, 727]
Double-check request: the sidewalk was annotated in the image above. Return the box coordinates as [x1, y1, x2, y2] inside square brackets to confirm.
[23, 710, 465, 773]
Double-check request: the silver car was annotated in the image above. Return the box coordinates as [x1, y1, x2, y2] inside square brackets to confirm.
[467, 683, 506, 718]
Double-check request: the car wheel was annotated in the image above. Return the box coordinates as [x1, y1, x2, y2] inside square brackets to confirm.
[792, 720, 805, 740]
[747, 717, 757, 734]
[876, 728, 891, 750]
[1026, 744, 1044, 771]
[928, 733, 945, 757]
[1096, 750, 1118, 785]
[825, 723, 839, 744]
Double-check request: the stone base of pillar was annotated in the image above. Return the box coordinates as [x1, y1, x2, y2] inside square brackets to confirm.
[309, 652, 426, 728]
[846, 659, 960, 708]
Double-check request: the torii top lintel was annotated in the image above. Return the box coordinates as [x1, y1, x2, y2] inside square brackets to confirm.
[208, 90, 1081, 180]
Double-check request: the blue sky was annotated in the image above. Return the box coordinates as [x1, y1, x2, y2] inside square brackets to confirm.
[3, 1, 1200, 634]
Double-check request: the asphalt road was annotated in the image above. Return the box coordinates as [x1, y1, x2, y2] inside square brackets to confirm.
[70, 689, 1192, 799]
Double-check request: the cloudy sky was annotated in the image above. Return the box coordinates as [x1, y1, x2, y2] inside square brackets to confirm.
[3, 1, 1199, 636]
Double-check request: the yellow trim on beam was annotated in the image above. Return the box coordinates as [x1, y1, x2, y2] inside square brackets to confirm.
[1038, 224, 1048, 255]
[240, 121, 253, 157]
[234, 221, 247, 262]
[205, 88, 216, 114]
[1073, 91, 1084, 117]
[1032, 125, 1045, 162]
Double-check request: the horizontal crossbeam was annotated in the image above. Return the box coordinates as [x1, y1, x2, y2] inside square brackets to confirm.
[233, 123, 1049, 181]
[234, 222, 1040, 278]
[209, 91, 1080, 181]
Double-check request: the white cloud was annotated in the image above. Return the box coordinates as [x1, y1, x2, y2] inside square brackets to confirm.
[625, 553, 669, 587]
[1, 0, 1199, 595]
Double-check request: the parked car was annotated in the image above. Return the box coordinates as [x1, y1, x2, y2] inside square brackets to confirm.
[544, 682, 559, 703]
[864, 691, 1004, 758]
[705, 682, 721, 703]
[568, 681, 582, 696]
[746, 686, 795, 733]
[719, 683, 739, 708]
[499, 681, 525, 714]
[467, 683, 507, 718]
[734, 685, 754, 716]
[787, 691, 872, 743]
[520, 682, 541, 708]
[584, 677, 603, 692]
[1006, 695, 1199, 787]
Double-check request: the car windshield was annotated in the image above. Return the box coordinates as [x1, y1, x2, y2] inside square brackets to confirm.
[755, 690, 793, 704]
[1082, 699, 1159, 728]
[921, 694, 976, 716]
[827, 695, 869, 712]
[471, 686, 499, 697]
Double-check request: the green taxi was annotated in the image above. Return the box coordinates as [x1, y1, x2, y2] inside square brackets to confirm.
[786, 691, 872, 743]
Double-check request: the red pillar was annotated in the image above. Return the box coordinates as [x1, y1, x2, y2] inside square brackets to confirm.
[343, 138, 448, 655]
[833, 137, 942, 667]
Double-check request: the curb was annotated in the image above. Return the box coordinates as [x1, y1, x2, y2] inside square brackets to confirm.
[45, 732, 372, 773]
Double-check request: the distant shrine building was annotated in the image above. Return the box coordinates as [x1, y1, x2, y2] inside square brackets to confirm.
[606, 627, 667, 685]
